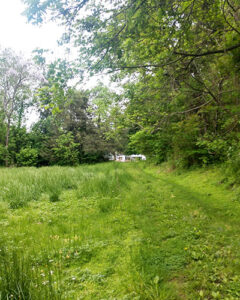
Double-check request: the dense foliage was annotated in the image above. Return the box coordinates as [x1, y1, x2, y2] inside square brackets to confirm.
[0, 49, 128, 166]
[1, 3, 240, 299]
[1, 1, 240, 170]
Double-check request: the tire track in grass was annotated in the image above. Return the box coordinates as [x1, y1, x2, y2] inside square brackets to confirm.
[121, 165, 191, 299]
[146, 167, 240, 299]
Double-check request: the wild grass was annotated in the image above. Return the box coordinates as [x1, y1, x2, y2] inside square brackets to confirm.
[0, 162, 240, 299]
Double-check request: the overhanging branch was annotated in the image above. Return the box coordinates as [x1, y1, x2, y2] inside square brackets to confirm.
[174, 43, 240, 57]
[104, 57, 184, 72]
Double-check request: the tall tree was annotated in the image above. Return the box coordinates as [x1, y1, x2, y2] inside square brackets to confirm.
[23, 0, 240, 70]
[0, 48, 37, 166]
[23, 0, 240, 166]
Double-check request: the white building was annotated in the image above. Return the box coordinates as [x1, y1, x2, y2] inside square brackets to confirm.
[115, 154, 146, 162]
[130, 154, 146, 161]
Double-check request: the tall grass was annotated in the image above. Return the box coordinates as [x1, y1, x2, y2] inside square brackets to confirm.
[0, 163, 131, 208]
[0, 167, 76, 208]
[0, 247, 63, 300]
[0, 162, 135, 299]
[75, 166, 132, 198]
[1, 162, 239, 299]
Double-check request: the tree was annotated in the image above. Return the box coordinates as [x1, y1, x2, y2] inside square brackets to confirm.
[0, 48, 37, 166]
[34, 56, 75, 115]
[88, 84, 128, 154]
[23, 0, 240, 71]
[53, 131, 79, 165]
[16, 147, 38, 167]
[23, 0, 240, 167]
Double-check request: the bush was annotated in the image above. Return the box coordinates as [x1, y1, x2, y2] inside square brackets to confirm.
[224, 144, 240, 184]
[53, 132, 79, 166]
[128, 128, 170, 163]
[171, 116, 206, 168]
[16, 148, 38, 167]
[0, 144, 7, 166]
[196, 136, 229, 164]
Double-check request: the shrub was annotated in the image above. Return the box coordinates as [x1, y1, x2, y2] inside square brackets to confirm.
[224, 143, 240, 184]
[0, 144, 7, 166]
[128, 128, 170, 163]
[196, 136, 229, 164]
[16, 148, 38, 167]
[171, 116, 206, 168]
[53, 132, 79, 166]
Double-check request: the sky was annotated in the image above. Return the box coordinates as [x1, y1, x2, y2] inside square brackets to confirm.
[0, 0, 67, 127]
[0, 0, 113, 85]
[0, 0, 66, 58]
[0, 0, 109, 83]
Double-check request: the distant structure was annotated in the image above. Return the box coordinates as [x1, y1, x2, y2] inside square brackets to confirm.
[104, 153, 146, 162]
[130, 154, 146, 161]
[115, 154, 146, 162]
[116, 154, 129, 162]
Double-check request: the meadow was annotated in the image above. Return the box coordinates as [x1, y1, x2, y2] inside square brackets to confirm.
[0, 162, 240, 299]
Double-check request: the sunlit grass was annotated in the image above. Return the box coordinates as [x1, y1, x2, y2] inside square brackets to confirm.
[0, 163, 240, 299]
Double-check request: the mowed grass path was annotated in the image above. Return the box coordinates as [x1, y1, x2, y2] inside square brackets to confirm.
[0, 163, 240, 299]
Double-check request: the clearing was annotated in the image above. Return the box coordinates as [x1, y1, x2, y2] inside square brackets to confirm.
[0, 163, 240, 299]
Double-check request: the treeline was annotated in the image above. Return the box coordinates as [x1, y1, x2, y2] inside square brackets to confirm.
[1, 1, 240, 177]
[0, 50, 128, 166]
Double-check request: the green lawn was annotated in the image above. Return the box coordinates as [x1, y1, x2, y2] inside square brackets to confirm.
[0, 163, 240, 299]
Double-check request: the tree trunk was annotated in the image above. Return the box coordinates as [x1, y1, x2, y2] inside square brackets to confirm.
[5, 119, 10, 167]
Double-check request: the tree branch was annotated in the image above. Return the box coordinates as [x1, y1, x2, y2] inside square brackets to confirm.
[174, 43, 240, 57]
[105, 57, 184, 72]
[222, 0, 240, 36]
[172, 99, 213, 115]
